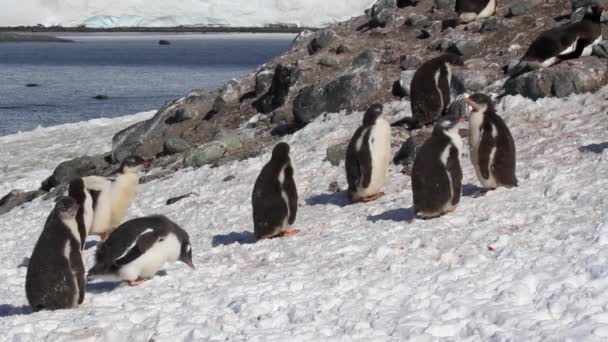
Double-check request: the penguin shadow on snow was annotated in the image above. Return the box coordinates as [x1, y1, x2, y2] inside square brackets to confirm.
[367, 208, 416, 223]
[305, 191, 350, 208]
[212, 231, 256, 247]
[579, 142, 608, 154]
[463, 183, 484, 197]
[86, 281, 122, 294]
[84, 240, 98, 250]
[0, 304, 32, 317]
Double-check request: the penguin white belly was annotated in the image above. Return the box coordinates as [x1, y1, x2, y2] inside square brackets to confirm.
[118, 234, 181, 281]
[278, 164, 291, 229]
[357, 118, 392, 197]
[110, 174, 139, 228]
[582, 35, 602, 57]
[90, 187, 114, 235]
[478, 0, 496, 19]
[470, 128, 498, 189]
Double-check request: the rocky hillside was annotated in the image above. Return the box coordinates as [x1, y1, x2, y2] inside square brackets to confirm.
[2, 0, 607, 214]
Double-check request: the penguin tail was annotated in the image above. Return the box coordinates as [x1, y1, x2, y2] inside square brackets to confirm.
[391, 117, 421, 130]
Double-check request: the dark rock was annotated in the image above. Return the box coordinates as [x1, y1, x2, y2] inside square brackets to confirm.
[253, 64, 295, 114]
[508, 0, 542, 17]
[464, 21, 482, 32]
[41, 155, 109, 191]
[447, 40, 478, 57]
[213, 79, 243, 113]
[446, 94, 471, 119]
[0, 189, 46, 216]
[247, 113, 271, 128]
[504, 57, 608, 100]
[270, 109, 292, 124]
[25, 83, 39, 87]
[593, 41, 608, 59]
[328, 181, 341, 193]
[326, 141, 349, 166]
[42, 183, 68, 201]
[373, 0, 397, 11]
[572, 0, 608, 9]
[435, 0, 456, 9]
[417, 29, 432, 39]
[223, 175, 236, 182]
[163, 138, 191, 155]
[336, 44, 352, 54]
[480, 17, 499, 33]
[352, 49, 380, 70]
[93, 94, 110, 100]
[183, 142, 227, 168]
[319, 55, 339, 67]
[405, 14, 429, 27]
[308, 29, 337, 55]
[291, 29, 315, 47]
[392, 130, 432, 175]
[166, 192, 197, 205]
[398, 0, 419, 6]
[400, 55, 423, 70]
[271, 123, 300, 136]
[452, 68, 491, 93]
[293, 71, 383, 125]
[159, 40, 171, 45]
[255, 68, 275, 95]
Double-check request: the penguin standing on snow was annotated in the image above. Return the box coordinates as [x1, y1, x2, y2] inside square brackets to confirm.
[411, 116, 465, 218]
[87, 156, 150, 241]
[26, 196, 85, 311]
[252, 142, 299, 240]
[508, 5, 603, 76]
[403, 53, 465, 129]
[464, 93, 517, 193]
[456, 0, 496, 23]
[345, 104, 392, 203]
[87, 215, 194, 286]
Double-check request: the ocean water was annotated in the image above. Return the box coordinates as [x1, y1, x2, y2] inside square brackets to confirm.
[0, 33, 294, 136]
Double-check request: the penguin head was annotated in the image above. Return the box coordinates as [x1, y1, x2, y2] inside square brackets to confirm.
[436, 116, 465, 135]
[442, 53, 465, 67]
[119, 155, 150, 174]
[54, 196, 79, 220]
[464, 93, 494, 117]
[271, 142, 291, 163]
[362, 104, 384, 126]
[179, 240, 195, 269]
[67, 178, 86, 203]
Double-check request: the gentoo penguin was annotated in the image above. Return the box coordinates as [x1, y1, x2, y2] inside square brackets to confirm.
[87, 156, 150, 241]
[464, 93, 517, 192]
[411, 116, 465, 218]
[345, 104, 392, 203]
[405, 53, 465, 129]
[87, 215, 194, 286]
[68, 177, 96, 249]
[456, 0, 496, 23]
[252, 142, 299, 240]
[508, 5, 603, 76]
[26, 196, 85, 311]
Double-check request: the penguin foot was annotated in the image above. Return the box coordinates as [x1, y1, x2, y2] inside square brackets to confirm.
[273, 229, 300, 238]
[359, 192, 386, 203]
[128, 279, 147, 287]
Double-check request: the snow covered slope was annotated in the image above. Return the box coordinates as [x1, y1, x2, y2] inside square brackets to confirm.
[2, 0, 376, 28]
[1, 88, 608, 340]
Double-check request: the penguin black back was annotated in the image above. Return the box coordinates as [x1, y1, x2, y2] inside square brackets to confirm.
[68, 178, 88, 248]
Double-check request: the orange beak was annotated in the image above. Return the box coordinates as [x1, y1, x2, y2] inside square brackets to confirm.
[464, 98, 480, 112]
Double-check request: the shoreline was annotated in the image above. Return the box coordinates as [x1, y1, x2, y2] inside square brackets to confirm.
[0, 26, 315, 34]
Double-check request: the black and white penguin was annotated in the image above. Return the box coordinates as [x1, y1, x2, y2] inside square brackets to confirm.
[406, 53, 465, 128]
[411, 116, 465, 218]
[87, 156, 150, 240]
[508, 5, 603, 76]
[26, 196, 85, 311]
[252, 142, 299, 240]
[345, 104, 392, 203]
[68, 178, 95, 249]
[456, 0, 496, 23]
[87, 215, 194, 286]
[464, 93, 517, 193]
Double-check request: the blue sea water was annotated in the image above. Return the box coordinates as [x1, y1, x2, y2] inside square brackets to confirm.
[0, 33, 294, 136]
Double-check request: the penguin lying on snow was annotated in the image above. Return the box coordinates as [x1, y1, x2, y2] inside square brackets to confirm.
[87, 156, 150, 241]
[412, 116, 466, 219]
[26, 196, 85, 311]
[345, 104, 392, 203]
[252, 142, 299, 240]
[87, 215, 194, 286]
[465, 93, 517, 194]
[507, 5, 603, 76]
[456, 0, 496, 23]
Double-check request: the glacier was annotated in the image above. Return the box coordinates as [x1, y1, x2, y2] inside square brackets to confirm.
[1, 0, 377, 28]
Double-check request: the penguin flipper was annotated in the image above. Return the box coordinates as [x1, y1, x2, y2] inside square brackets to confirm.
[114, 231, 159, 266]
[283, 165, 298, 226]
[446, 146, 463, 206]
[69, 241, 85, 304]
[478, 126, 496, 180]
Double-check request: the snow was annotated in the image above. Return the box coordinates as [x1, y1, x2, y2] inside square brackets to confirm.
[1, 0, 377, 28]
[1, 86, 608, 341]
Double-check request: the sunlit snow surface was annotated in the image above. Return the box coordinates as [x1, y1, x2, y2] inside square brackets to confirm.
[1, 89, 608, 341]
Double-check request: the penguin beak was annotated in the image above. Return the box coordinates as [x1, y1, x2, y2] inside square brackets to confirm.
[464, 98, 480, 112]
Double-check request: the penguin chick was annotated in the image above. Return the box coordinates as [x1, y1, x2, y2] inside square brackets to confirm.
[345, 104, 392, 203]
[411, 116, 465, 219]
[252, 142, 299, 240]
[465, 93, 518, 194]
[26, 196, 85, 311]
[87, 215, 194, 286]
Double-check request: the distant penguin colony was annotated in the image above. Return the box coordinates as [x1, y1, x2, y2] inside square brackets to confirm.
[252, 142, 299, 240]
[345, 104, 392, 203]
[25, 3, 607, 314]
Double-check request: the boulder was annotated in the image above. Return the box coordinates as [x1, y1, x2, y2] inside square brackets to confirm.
[404, 14, 429, 28]
[163, 138, 191, 155]
[392, 130, 432, 175]
[270, 109, 292, 124]
[508, 0, 542, 17]
[293, 71, 383, 125]
[253, 64, 295, 114]
[480, 17, 499, 33]
[400, 55, 423, 70]
[435, 0, 456, 9]
[213, 79, 244, 113]
[0, 189, 46, 216]
[447, 40, 479, 57]
[41, 154, 109, 191]
[216, 130, 243, 150]
[446, 94, 471, 119]
[326, 141, 349, 166]
[452, 68, 491, 93]
[255, 69, 275, 96]
[308, 30, 338, 55]
[351, 49, 380, 70]
[319, 55, 340, 67]
[572, 0, 608, 9]
[183, 142, 227, 168]
[504, 57, 608, 100]
[593, 41, 608, 58]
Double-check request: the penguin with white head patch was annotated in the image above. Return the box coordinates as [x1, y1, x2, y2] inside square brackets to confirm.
[345, 104, 392, 203]
[465, 93, 517, 193]
[456, 0, 496, 23]
[26, 196, 85, 311]
[508, 5, 603, 76]
[87, 155, 150, 241]
[252, 142, 299, 240]
[405, 53, 465, 129]
[87, 215, 194, 286]
[411, 116, 465, 218]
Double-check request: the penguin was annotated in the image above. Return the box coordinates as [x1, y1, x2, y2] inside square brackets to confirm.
[508, 5, 603, 76]
[87, 215, 194, 286]
[398, 53, 465, 129]
[456, 0, 496, 23]
[411, 116, 465, 218]
[87, 156, 150, 241]
[345, 104, 392, 203]
[464, 93, 517, 193]
[252, 142, 299, 240]
[25, 196, 85, 311]
[67, 177, 96, 249]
